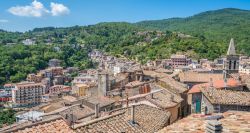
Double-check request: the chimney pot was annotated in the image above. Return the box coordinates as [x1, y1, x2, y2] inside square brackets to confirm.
[206, 120, 222, 133]
[209, 78, 213, 87]
[170, 94, 174, 102]
[95, 103, 100, 118]
[131, 105, 135, 124]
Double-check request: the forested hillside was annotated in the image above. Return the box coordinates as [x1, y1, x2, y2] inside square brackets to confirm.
[0, 44, 93, 85]
[136, 8, 250, 54]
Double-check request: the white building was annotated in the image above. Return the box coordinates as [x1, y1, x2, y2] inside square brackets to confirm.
[3, 84, 15, 95]
[22, 39, 35, 45]
[113, 65, 127, 75]
[189, 63, 202, 69]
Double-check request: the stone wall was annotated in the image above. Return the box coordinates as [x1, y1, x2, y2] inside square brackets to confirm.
[166, 103, 181, 124]
[201, 94, 214, 114]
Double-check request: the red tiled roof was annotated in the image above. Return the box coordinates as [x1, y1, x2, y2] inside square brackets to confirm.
[188, 78, 241, 94]
[213, 78, 240, 88]
[4, 84, 14, 87]
[188, 83, 208, 94]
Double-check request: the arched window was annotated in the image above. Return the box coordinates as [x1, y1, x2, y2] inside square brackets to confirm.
[229, 60, 232, 69]
[233, 60, 237, 70]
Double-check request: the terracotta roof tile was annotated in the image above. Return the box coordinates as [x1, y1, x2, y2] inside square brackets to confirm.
[201, 87, 250, 106]
[143, 70, 169, 78]
[179, 72, 224, 83]
[146, 90, 183, 109]
[158, 77, 188, 93]
[158, 111, 250, 133]
[125, 81, 146, 88]
[13, 119, 74, 133]
[73, 104, 171, 133]
[188, 78, 242, 94]
[188, 83, 207, 94]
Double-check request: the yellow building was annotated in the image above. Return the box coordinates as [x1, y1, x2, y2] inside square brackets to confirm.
[72, 84, 90, 97]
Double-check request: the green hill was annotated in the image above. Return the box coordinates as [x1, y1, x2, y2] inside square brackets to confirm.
[136, 8, 250, 54]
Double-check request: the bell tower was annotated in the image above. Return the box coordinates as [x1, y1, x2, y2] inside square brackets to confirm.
[224, 38, 239, 74]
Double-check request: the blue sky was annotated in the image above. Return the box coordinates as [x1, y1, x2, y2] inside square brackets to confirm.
[0, 0, 250, 32]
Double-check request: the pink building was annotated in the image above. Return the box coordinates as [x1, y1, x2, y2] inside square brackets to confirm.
[170, 55, 191, 68]
[12, 82, 45, 107]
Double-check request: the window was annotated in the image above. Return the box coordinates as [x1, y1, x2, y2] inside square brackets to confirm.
[233, 60, 237, 70]
[229, 60, 232, 69]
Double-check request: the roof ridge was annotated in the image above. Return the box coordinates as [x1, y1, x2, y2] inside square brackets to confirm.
[1, 115, 63, 133]
[72, 111, 125, 129]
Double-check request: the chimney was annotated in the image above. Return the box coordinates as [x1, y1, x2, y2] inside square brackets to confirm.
[131, 105, 135, 124]
[66, 113, 75, 126]
[170, 94, 174, 102]
[209, 78, 213, 87]
[139, 75, 143, 81]
[223, 69, 227, 89]
[238, 76, 242, 84]
[70, 113, 74, 124]
[206, 120, 222, 133]
[95, 103, 100, 118]
[151, 93, 154, 99]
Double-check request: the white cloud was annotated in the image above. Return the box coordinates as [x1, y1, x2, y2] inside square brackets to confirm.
[0, 19, 9, 23]
[8, 0, 70, 17]
[50, 2, 70, 16]
[8, 0, 49, 17]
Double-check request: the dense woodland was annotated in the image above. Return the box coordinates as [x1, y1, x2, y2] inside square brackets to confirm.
[0, 108, 16, 127]
[0, 8, 250, 85]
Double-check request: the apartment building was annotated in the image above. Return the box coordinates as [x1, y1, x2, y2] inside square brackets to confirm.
[170, 55, 192, 68]
[12, 82, 45, 107]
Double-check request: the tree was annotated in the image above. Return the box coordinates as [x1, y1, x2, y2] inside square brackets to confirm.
[0, 108, 16, 128]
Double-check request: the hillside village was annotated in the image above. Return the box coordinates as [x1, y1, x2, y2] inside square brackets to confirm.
[0, 38, 249, 132]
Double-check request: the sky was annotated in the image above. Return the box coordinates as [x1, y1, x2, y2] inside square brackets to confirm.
[0, 0, 250, 32]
